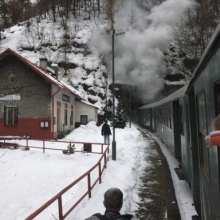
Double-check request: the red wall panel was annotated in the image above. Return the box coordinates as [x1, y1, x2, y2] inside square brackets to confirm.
[0, 118, 53, 140]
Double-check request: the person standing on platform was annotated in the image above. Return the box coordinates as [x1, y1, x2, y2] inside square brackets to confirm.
[101, 119, 112, 144]
[85, 187, 133, 220]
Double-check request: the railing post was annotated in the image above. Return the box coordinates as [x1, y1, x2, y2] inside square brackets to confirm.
[101, 144, 103, 154]
[58, 197, 63, 220]
[104, 152, 107, 168]
[99, 163, 101, 183]
[43, 141, 45, 153]
[26, 138, 29, 150]
[87, 173, 91, 198]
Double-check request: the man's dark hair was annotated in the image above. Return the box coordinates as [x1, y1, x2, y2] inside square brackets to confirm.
[104, 188, 123, 209]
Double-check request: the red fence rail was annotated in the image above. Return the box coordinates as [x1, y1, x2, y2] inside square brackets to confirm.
[25, 144, 109, 219]
[0, 138, 106, 154]
[0, 137, 109, 219]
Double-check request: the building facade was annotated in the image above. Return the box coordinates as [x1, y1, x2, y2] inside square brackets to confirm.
[0, 48, 99, 139]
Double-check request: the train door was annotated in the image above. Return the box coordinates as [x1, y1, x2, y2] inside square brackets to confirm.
[214, 82, 220, 215]
[187, 88, 201, 216]
[183, 99, 192, 186]
[196, 91, 210, 220]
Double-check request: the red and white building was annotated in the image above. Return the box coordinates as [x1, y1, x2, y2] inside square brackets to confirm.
[0, 48, 99, 139]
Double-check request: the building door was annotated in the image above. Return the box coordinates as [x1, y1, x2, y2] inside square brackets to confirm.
[57, 102, 61, 133]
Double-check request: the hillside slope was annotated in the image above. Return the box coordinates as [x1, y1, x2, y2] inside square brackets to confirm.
[0, 0, 195, 112]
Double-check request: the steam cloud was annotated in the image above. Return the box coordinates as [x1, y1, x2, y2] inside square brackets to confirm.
[90, 0, 194, 103]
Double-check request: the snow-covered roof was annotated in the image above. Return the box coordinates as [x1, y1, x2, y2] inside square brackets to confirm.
[77, 100, 100, 109]
[0, 48, 83, 100]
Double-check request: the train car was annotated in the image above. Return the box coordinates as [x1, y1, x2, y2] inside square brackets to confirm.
[139, 85, 187, 160]
[139, 22, 220, 220]
[185, 22, 220, 220]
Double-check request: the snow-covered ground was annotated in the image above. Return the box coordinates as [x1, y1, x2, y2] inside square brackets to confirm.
[0, 122, 198, 220]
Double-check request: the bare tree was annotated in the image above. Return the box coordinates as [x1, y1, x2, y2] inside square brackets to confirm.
[0, 0, 10, 28]
[23, 19, 46, 51]
[105, 0, 116, 28]
[173, 1, 218, 68]
[128, 8, 137, 28]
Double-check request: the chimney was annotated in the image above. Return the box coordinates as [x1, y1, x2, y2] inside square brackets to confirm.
[51, 63, 58, 78]
[39, 58, 47, 70]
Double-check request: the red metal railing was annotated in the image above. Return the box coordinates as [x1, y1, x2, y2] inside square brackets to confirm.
[26, 140, 106, 154]
[0, 138, 105, 154]
[24, 143, 109, 220]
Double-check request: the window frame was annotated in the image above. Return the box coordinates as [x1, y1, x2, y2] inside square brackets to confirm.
[64, 109, 68, 125]
[4, 105, 18, 126]
[80, 115, 88, 124]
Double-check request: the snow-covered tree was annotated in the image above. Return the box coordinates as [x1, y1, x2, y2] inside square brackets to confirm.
[114, 99, 127, 129]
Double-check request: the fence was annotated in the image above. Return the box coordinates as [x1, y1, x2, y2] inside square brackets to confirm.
[0, 137, 109, 220]
[25, 144, 109, 219]
[0, 138, 106, 154]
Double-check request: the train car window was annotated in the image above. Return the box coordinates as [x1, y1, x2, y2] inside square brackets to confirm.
[197, 92, 209, 180]
[163, 108, 165, 125]
[165, 108, 167, 127]
[169, 108, 172, 129]
[158, 109, 161, 123]
[180, 105, 184, 135]
[163, 109, 165, 125]
[215, 83, 220, 115]
[163, 109, 164, 125]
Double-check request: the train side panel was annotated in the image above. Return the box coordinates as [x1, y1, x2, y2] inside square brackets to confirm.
[186, 88, 201, 215]
[193, 43, 220, 220]
[154, 103, 177, 157]
[179, 97, 192, 185]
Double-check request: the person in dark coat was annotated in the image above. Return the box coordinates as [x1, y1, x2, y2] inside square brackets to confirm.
[101, 119, 112, 144]
[85, 187, 133, 220]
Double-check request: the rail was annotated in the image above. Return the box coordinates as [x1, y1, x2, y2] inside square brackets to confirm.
[0, 138, 106, 154]
[24, 143, 109, 220]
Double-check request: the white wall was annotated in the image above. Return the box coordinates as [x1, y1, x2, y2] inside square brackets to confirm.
[52, 85, 76, 135]
[75, 101, 98, 124]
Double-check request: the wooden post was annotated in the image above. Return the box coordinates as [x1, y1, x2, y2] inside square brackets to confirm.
[99, 163, 101, 183]
[88, 173, 91, 198]
[58, 197, 63, 220]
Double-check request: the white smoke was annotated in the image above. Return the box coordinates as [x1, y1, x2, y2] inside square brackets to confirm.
[90, 0, 195, 102]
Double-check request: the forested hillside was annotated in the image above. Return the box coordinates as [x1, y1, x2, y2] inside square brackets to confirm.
[0, 0, 219, 116]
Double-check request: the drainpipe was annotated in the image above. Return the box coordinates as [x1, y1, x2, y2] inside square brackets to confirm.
[52, 85, 60, 139]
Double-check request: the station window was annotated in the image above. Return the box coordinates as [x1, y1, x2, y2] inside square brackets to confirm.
[4, 105, 18, 126]
[70, 110, 73, 125]
[64, 109, 68, 125]
[81, 115, 88, 124]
